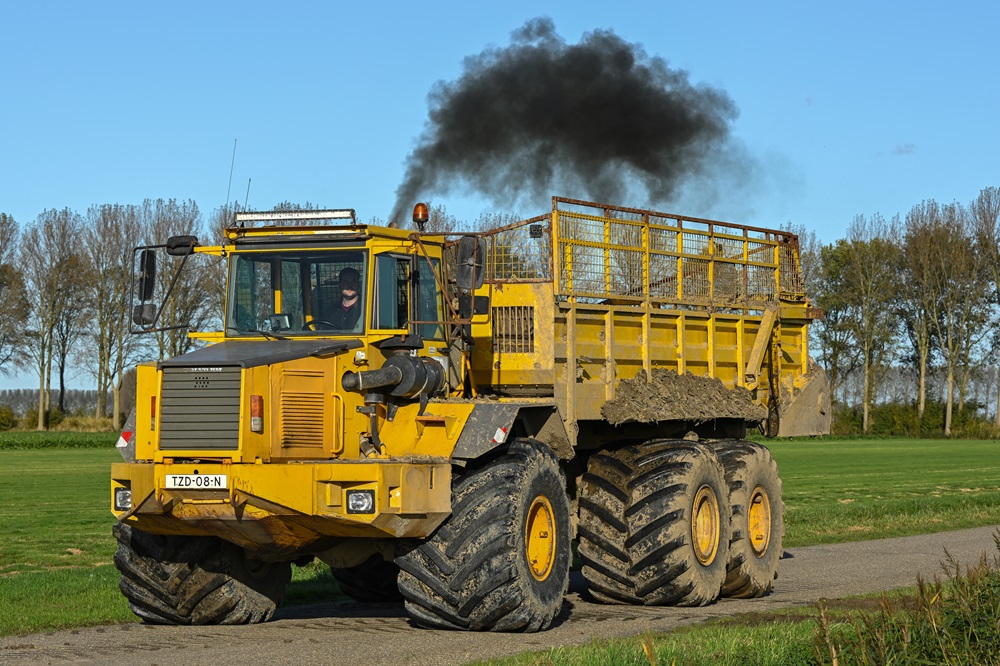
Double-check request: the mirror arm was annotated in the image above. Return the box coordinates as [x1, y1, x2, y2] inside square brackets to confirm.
[129, 246, 195, 335]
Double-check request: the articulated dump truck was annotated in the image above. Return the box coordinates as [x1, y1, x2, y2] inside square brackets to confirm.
[112, 197, 830, 631]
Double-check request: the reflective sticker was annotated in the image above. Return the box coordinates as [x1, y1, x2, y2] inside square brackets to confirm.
[116, 431, 133, 449]
[492, 427, 509, 444]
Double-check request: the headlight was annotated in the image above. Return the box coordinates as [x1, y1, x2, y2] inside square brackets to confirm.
[114, 487, 132, 511]
[346, 490, 375, 514]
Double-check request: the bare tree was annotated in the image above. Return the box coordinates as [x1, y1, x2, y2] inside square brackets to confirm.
[902, 201, 944, 420]
[970, 186, 1000, 424]
[52, 250, 88, 413]
[923, 203, 992, 434]
[814, 242, 861, 405]
[835, 214, 902, 432]
[0, 213, 29, 373]
[79, 204, 145, 425]
[20, 209, 85, 429]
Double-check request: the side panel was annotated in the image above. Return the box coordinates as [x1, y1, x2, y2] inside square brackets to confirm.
[269, 356, 343, 459]
[470, 291, 813, 428]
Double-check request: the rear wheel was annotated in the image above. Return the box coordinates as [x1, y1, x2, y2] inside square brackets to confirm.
[395, 438, 571, 631]
[331, 555, 404, 602]
[113, 522, 290, 625]
[578, 440, 731, 606]
[712, 440, 784, 598]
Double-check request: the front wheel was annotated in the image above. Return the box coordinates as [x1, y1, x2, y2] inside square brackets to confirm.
[395, 438, 571, 631]
[113, 523, 291, 625]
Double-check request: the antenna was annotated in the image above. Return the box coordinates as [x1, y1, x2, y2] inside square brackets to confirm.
[225, 139, 237, 210]
[244, 178, 252, 211]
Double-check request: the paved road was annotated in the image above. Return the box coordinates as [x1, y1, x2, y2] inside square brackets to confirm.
[2, 525, 997, 666]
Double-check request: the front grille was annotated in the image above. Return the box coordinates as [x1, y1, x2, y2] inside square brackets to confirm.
[160, 366, 241, 450]
[492, 306, 535, 353]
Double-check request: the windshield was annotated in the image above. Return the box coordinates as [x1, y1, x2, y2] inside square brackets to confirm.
[226, 250, 368, 336]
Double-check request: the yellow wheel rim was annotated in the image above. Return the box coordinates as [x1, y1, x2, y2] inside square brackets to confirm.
[691, 484, 721, 566]
[525, 495, 556, 581]
[747, 485, 772, 557]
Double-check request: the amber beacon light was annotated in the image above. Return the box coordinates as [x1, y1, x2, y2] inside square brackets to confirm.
[413, 202, 429, 232]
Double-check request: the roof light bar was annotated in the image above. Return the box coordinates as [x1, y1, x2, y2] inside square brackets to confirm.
[234, 209, 357, 225]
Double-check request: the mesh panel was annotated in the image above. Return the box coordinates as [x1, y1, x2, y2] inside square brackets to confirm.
[552, 198, 804, 309]
[482, 218, 551, 281]
[779, 244, 805, 296]
[446, 199, 806, 310]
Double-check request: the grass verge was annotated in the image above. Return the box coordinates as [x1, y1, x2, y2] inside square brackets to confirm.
[472, 539, 1000, 665]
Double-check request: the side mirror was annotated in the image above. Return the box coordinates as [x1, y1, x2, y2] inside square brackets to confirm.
[166, 235, 198, 256]
[456, 235, 486, 290]
[132, 304, 157, 326]
[137, 249, 156, 302]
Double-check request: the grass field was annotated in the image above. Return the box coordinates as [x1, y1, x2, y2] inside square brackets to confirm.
[768, 437, 1000, 547]
[0, 446, 340, 635]
[1, 435, 999, 638]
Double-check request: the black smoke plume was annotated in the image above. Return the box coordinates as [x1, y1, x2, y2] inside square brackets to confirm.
[391, 18, 747, 223]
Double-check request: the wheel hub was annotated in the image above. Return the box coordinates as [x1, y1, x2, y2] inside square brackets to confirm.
[691, 484, 720, 566]
[748, 485, 772, 557]
[525, 495, 556, 581]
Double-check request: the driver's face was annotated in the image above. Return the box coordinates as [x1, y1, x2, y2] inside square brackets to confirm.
[341, 284, 358, 299]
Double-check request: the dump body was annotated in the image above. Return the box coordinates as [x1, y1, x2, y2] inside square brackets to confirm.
[467, 198, 828, 440]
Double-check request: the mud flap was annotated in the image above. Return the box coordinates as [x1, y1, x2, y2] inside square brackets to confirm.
[777, 360, 831, 437]
[450, 404, 522, 460]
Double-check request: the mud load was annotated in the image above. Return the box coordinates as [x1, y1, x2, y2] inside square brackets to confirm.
[112, 198, 828, 632]
[602, 370, 767, 425]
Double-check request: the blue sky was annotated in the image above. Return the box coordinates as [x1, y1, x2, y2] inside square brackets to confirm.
[3, 2, 997, 239]
[1, 1, 998, 387]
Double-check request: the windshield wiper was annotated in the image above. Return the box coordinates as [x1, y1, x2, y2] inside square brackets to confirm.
[225, 326, 290, 341]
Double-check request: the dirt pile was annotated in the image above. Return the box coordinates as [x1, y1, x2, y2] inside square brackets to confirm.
[602, 370, 766, 426]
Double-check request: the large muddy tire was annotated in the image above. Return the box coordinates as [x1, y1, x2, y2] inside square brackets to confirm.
[578, 440, 731, 606]
[113, 522, 291, 625]
[331, 555, 404, 602]
[711, 440, 784, 598]
[395, 438, 571, 631]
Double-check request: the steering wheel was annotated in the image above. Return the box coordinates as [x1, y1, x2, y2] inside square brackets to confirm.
[302, 319, 339, 330]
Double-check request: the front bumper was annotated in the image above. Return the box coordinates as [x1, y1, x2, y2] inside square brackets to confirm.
[111, 459, 452, 558]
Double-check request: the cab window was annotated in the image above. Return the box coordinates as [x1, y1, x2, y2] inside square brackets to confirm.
[372, 255, 410, 330]
[226, 250, 367, 335]
[370, 254, 445, 340]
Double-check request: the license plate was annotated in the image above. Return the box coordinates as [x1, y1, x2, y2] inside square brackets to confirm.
[164, 474, 228, 490]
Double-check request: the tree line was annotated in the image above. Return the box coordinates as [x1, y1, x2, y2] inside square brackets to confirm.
[0, 200, 228, 429]
[0, 200, 499, 431]
[799, 185, 1000, 436]
[2, 190, 997, 437]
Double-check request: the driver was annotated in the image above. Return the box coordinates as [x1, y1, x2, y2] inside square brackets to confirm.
[325, 267, 362, 330]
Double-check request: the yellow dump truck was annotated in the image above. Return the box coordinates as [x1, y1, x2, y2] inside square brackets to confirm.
[112, 197, 829, 631]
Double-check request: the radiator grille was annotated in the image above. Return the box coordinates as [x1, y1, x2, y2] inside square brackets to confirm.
[492, 306, 535, 353]
[160, 366, 241, 450]
[280, 391, 325, 448]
